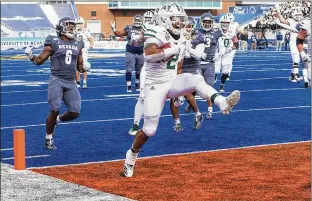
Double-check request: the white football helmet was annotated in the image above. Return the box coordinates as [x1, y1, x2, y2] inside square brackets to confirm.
[154, 3, 187, 36]
[133, 14, 143, 27]
[76, 17, 84, 31]
[143, 11, 154, 24]
[292, 7, 303, 21]
[226, 13, 235, 22]
[219, 15, 231, 30]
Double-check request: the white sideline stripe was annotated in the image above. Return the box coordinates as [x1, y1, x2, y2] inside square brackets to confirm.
[1, 105, 310, 130]
[0, 85, 125, 94]
[1, 148, 13, 151]
[28, 140, 310, 169]
[1, 87, 307, 107]
[1, 155, 50, 161]
[0, 77, 294, 94]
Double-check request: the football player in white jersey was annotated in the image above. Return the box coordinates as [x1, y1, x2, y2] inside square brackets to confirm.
[214, 14, 239, 92]
[275, 6, 303, 82]
[75, 17, 94, 88]
[122, 3, 241, 178]
[128, 11, 156, 135]
[296, 13, 311, 87]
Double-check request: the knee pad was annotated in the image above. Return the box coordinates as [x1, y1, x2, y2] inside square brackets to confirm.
[143, 116, 159, 137]
[221, 64, 232, 74]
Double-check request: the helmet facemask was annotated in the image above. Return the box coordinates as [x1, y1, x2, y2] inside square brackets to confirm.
[221, 21, 230, 30]
[133, 16, 143, 27]
[58, 20, 77, 39]
[169, 15, 186, 36]
[201, 19, 213, 31]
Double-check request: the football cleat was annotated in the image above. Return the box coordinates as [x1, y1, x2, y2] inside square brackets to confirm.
[304, 82, 310, 88]
[289, 73, 297, 83]
[45, 138, 57, 150]
[121, 149, 138, 177]
[76, 81, 80, 88]
[135, 83, 140, 91]
[194, 114, 204, 130]
[173, 123, 183, 132]
[83, 82, 87, 88]
[127, 86, 132, 93]
[185, 103, 192, 113]
[219, 84, 225, 93]
[129, 124, 139, 135]
[220, 90, 240, 115]
[206, 107, 213, 120]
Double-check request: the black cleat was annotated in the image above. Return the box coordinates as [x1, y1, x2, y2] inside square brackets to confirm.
[45, 138, 57, 150]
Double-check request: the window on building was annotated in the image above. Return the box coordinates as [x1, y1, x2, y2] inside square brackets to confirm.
[91, 10, 96, 17]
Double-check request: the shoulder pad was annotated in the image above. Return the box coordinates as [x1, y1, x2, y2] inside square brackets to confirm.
[44, 35, 58, 46]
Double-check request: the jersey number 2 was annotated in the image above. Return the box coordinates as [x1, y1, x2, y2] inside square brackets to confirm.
[166, 55, 178, 69]
[65, 50, 72, 65]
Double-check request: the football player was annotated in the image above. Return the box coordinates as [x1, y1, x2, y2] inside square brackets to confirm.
[275, 6, 303, 82]
[214, 14, 239, 93]
[111, 15, 145, 92]
[24, 17, 89, 150]
[75, 17, 94, 88]
[122, 3, 240, 177]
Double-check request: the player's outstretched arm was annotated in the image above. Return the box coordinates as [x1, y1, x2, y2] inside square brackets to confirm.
[25, 45, 52, 65]
[110, 21, 127, 37]
[88, 36, 95, 48]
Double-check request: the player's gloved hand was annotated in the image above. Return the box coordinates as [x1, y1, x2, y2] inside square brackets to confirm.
[300, 51, 310, 63]
[25, 46, 33, 59]
[173, 96, 184, 107]
[83, 61, 91, 72]
[110, 21, 116, 32]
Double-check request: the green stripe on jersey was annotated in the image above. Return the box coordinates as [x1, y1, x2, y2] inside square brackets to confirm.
[144, 33, 156, 38]
[146, 29, 157, 33]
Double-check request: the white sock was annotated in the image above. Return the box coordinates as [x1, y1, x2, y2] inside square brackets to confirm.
[125, 149, 138, 165]
[208, 107, 213, 112]
[127, 81, 131, 86]
[174, 118, 181, 125]
[46, 134, 53, 140]
[83, 79, 87, 84]
[135, 79, 139, 84]
[195, 111, 201, 116]
[56, 115, 62, 124]
[134, 99, 144, 125]
[303, 69, 308, 83]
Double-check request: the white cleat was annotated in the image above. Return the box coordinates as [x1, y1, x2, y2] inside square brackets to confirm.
[122, 149, 138, 177]
[220, 90, 241, 115]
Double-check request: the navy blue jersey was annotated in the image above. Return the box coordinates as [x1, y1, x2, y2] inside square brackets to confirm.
[285, 33, 290, 42]
[251, 35, 257, 43]
[124, 25, 144, 54]
[276, 32, 283, 41]
[44, 35, 84, 81]
[192, 28, 223, 62]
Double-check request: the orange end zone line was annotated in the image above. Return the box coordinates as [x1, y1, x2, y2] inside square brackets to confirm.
[28, 140, 311, 170]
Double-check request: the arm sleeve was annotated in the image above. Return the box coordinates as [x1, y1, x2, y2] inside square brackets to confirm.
[189, 43, 206, 60]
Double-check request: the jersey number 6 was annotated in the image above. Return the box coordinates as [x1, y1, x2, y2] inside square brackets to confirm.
[65, 50, 72, 65]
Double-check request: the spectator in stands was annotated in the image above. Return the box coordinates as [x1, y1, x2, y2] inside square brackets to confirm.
[276, 30, 283, 51]
[240, 29, 248, 51]
[251, 32, 257, 51]
[284, 31, 290, 51]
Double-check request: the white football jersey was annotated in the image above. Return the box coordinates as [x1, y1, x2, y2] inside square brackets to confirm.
[217, 23, 238, 54]
[143, 24, 190, 85]
[77, 28, 92, 49]
[287, 18, 299, 42]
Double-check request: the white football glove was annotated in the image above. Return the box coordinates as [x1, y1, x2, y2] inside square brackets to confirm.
[25, 46, 33, 59]
[83, 62, 91, 72]
[173, 96, 184, 107]
[110, 21, 116, 32]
